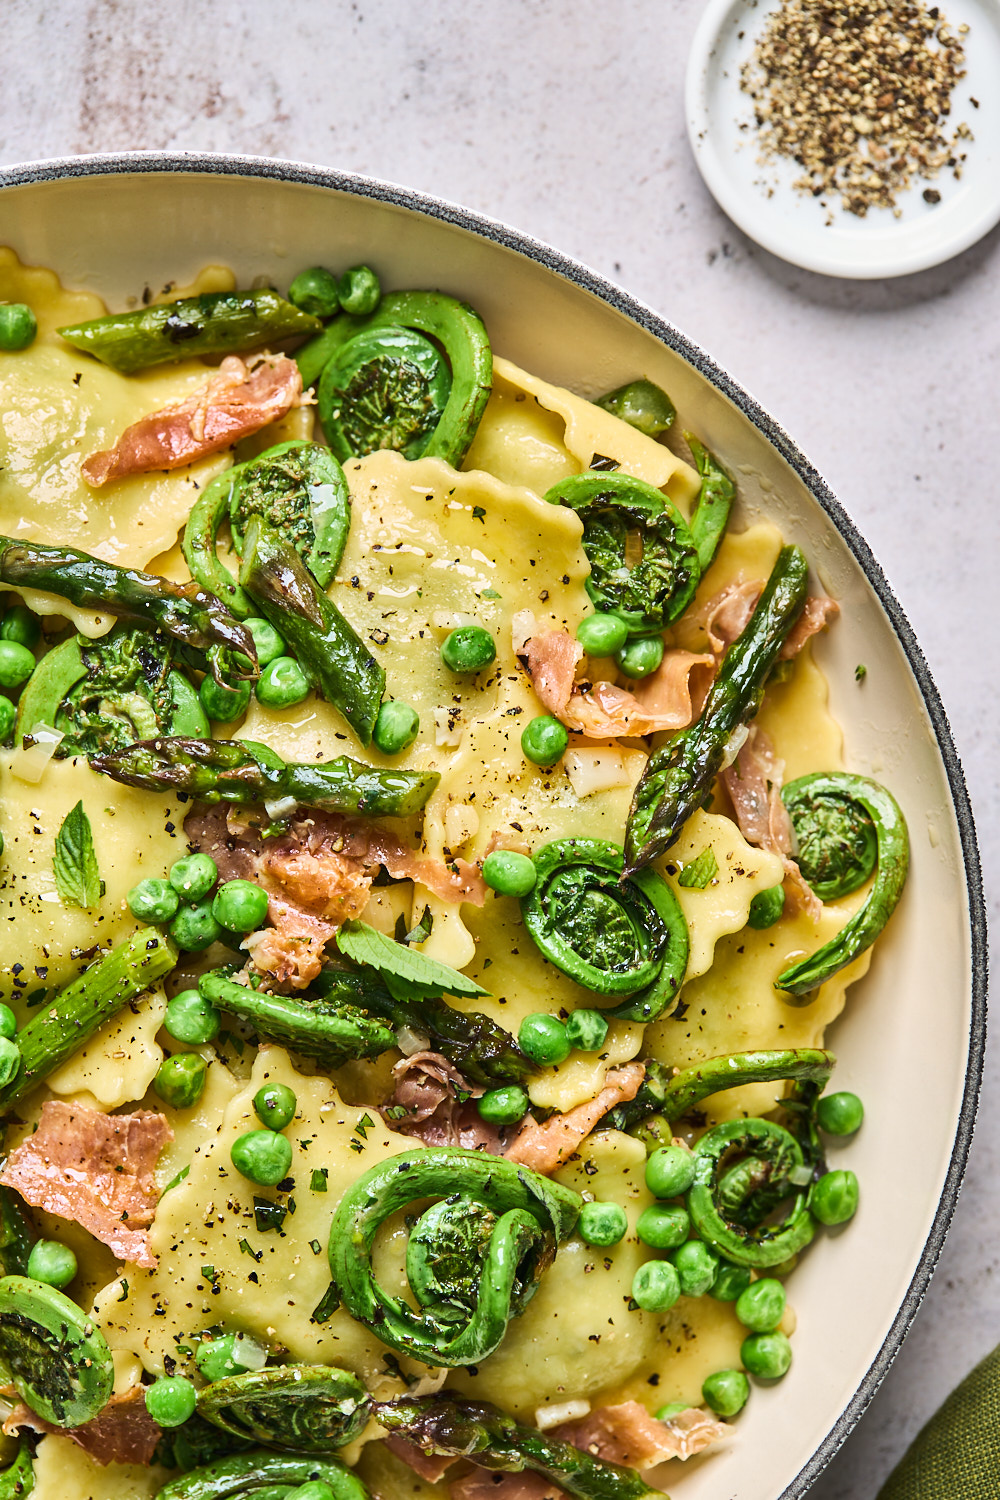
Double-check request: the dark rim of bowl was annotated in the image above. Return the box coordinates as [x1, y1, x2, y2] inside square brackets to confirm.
[0, 149, 987, 1495]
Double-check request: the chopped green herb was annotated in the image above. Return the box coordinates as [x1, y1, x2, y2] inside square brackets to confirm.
[855, 663, 867, 682]
[53, 800, 104, 910]
[309, 1239, 322, 1255]
[310, 1168, 329, 1193]
[238, 1238, 262, 1262]
[117, 1279, 129, 1302]
[677, 846, 719, 889]
[253, 1197, 287, 1233]
[311, 1282, 341, 1324]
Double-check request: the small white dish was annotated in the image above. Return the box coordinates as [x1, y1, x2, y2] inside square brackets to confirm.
[686, 0, 1000, 278]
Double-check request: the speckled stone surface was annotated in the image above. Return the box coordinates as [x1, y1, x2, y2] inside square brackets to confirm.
[1, 2, 997, 1493]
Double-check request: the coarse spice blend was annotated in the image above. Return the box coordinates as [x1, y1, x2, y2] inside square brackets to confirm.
[740, 1, 972, 218]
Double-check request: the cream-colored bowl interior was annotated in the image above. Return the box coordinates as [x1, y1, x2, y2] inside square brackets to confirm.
[0, 161, 980, 1500]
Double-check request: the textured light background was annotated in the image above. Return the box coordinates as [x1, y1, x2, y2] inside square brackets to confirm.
[1, 2, 997, 1494]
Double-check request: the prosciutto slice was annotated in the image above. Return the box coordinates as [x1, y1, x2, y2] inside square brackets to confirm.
[513, 613, 713, 739]
[451, 1472, 568, 1500]
[721, 728, 821, 920]
[506, 1063, 645, 1175]
[381, 1053, 502, 1153]
[5, 1386, 162, 1465]
[0, 1102, 171, 1267]
[384, 1434, 458, 1484]
[552, 1401, 727, 1468]
[694, 581, 839, 662]
[82, 354, 303, 486]
[185, 804, 486, 990]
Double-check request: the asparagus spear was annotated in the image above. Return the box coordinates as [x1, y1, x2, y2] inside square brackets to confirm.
[239, 519, 385, 745]
[0, 538, 256, 689]
[625, 545, 808, 871]
[200, 970, 396, 1067]
[90, 736, 439, 818]
[57, 290, 321, 374]
[371, 1396, 668, 1500]
[0, 929, 177, 1110]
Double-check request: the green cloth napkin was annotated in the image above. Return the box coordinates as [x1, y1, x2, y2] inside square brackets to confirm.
[878, 1343, 1000, 1497]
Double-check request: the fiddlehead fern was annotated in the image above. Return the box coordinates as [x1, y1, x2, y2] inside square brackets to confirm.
[519, 839, 688, 1021]
[686, 1119, 815, 1269]
[17, 627, 208, 755]
[328, 1148, 581, 1367]
[307, 290, 492, 468]
[543, 472, 700, 634]
[183, 441, 351, 617]
[197, 1365, 368, 1453]
[0, 1441, 33, 1499]
[778, 773, 909, 997]
[199, 971, 396, 1068]
[0, 1275, 114, 1427]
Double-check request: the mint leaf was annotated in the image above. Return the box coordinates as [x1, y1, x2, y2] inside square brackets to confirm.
[336, 919, 489, 1000]
[53, 801, 103, 909]
[677, 847, 719, 890]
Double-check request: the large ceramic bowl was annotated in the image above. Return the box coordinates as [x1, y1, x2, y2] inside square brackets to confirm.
[0, 153, 986, 1500]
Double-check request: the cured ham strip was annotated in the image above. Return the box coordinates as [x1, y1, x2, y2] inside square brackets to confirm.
[385, 1434, 458, 1483]
[82, 354, 303, 486]
[185, 803, 485, 990]
[552, 1401, 728, 1468]
[451, 1471, 569, 1500]
[4, 1386, 162, 1465]
[779, 594, 840, 660]
[721, 729, 821, 921]
[381, 1053, 502, 1153]
[0, 1102, 172, 1268]
[506, 1062, 646, 1175]
[513, 613, 713, 738]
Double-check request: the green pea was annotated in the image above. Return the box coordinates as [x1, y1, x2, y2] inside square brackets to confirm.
[0, 697, 14, 741]
[0, 606, 41, 650]
[0, 1004, 16, 1041]
[253, 1083, 298, 1131]
[145, 1374, 198, 1428]
[0, 1037, 20, 1089]
[596, 380, 676, 438]
[154, 1053, 208, 1110]
[576, 613, 629, 657]
[440, 625, 496, 674]
[256, 655, 311, 708]
[748, 884, 785, 930]
[127, 877, 180, 924]
[337, 265, 381, 316]
[199, 674, 252, 724]
[636, 1203, 690, 1250]
[231, 1128, 293, 1187]
[288, 1483, 337, 1500]
[645, 1144, 696, 1200]
[564, 1008, 609, 1052]
[518, 1013, 571, 1066]
[169, 899, 223, 953]
[482, 850, 537, 898]
[702, 1368, 749, 1417]
[631, 1259, 680, 1313]
[26, 1239, 77, 1289]
[736, 1277, 786, 1333]
[169, 852, 218, 902]
[245, 617, 286, 667]
[213, 879, 270, 934]
[671, 1239, 719, 1298]
[195, 1332, 259, 1383]
[810, 1169, 859, 1225]
[710, 1262, 752, 1302]
[578, 1201, 628, 1247]
[521, 714, 569, 767]
[0, 641, 34, 689]
[0, 303, 37, 351]
[741, 1330, 792, 1380]
[164, 989, 221, 1045]
[288, 266, 341, 318]
[373, 699, 420, 755]
[816, 1090, 864, 1136]
[477, 1085, 530, 1125]
[615, 634, 664, 680]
